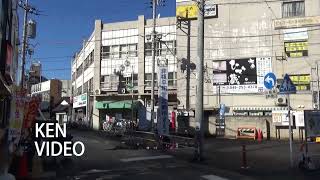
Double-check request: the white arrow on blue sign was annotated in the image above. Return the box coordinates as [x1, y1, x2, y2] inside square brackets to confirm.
[264, 72, 277, 90]
[279, 74, 297, 94]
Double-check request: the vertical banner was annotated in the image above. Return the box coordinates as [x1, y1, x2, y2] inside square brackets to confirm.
[23, 95, 41, 128]
[157, 65, 169, 136]
[8, 86, 26, 150]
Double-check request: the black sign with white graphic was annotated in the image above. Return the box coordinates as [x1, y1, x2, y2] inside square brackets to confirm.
[226, 58, 257, 85]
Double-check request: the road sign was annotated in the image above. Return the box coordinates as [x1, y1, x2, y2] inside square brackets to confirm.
[279, 74, 296, 94]
[264, 72, 276, 89]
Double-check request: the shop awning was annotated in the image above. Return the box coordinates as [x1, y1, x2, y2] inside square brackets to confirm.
[232, 106, 289, 111]
[95, 100, 139, 109]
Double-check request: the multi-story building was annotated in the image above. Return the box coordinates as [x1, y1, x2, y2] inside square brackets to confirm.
[0, 0, 19, 129]
[27, 62, 48, 94]
[176, 0, 320, 139]
[71, 16, 177, 130]
[31, 79, 62, 119]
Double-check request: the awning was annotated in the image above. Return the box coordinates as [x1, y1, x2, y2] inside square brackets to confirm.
[232, 106, 289, 111]
[95, 100, 139, 110]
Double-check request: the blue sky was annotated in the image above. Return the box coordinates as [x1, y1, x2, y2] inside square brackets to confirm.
[22, 0, 175, 80]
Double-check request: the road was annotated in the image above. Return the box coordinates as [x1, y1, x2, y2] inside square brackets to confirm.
[42, 129, 320, 180]
[50, 130, 251, 180]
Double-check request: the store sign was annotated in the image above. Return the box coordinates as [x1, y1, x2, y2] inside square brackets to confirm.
[304, 110, 320, 138]
[212, 57, 272, 94]
[284, 41, 308, 58]
[293, 111, 304, 127]
[157, 66, 169, 136]
[274, 16, 320, 29]
[176, 4, 218, 19]
[272, 110, 293, 126]
[289, 74, 310, 91]
[73, 93, 87, 108]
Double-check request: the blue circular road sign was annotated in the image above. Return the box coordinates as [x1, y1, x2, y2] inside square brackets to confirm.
[264, 72, 276, 90]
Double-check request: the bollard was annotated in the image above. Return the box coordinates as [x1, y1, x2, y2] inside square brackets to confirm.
[241, 145, 249, 169]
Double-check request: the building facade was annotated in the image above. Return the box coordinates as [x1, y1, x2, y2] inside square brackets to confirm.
[71, 16, 177, 130]
[176, 0, 320, 139]
[0, 0, 19, 130]
[31, 79, 62, 119]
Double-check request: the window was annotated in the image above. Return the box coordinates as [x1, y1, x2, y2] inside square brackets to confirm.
[145, 42, 162, 56]
[83, 82, 88, 93]
[163, 41, 176, 56]
[89, 78, 93, 92]
[76, 64, 83, 78]
[111, 46, 120, 58]
[128, 44, 138, 57]
[144, 73, 157, 87]
[282, 1, 305, 18]
[101, 46, 110, 59]
[120, 45, 128, 58]
[145, 42, 152, 56]
[168, 72, 177, 87]
[89, 50, 94, 65]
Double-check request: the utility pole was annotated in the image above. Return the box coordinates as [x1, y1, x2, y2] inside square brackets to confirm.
[317, 62, 320, 110]
[195, 0, 205, 160]
[150, 0, 157, 132]
[20, 0, 29, 87]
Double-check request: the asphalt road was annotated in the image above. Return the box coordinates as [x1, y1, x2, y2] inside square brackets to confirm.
[50, 130, 252, 180]
[42, 129, 320, 180]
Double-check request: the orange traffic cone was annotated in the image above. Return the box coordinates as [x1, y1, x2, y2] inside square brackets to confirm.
[257, 129, 262, 143]
[18, 153, 28, 179]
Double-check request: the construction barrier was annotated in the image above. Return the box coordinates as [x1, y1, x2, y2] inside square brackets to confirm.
[236, 127, 257, 140]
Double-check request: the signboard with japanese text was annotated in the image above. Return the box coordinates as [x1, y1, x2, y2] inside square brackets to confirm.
[272, 110, 293, 126]
[284, 41, 308, 58]
[212, 57, 272, 94]
[157, 66, 169, 136]
[274, 16, 320, 29]
[73, 93, 87, 108]
[289, 74, 310, 91]
[176, 4, 218, 19]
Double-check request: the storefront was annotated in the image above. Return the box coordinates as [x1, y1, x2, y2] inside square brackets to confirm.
[95, 100, 139, 129]
[73, 93, 88, 124]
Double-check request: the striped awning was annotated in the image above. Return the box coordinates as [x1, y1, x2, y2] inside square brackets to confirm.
[232, 106, 289, 111]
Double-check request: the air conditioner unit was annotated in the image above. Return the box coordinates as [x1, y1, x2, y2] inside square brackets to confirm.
[95, 89, 101, 95]
[275, 96, 287, 106]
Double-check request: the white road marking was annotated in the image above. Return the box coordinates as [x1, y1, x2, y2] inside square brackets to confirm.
[202, 175, 229, 180]
[81, 169, 111, 175]
[120, 155, 173, 162]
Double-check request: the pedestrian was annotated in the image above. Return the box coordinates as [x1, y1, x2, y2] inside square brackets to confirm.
[0, 129, 16, 180]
